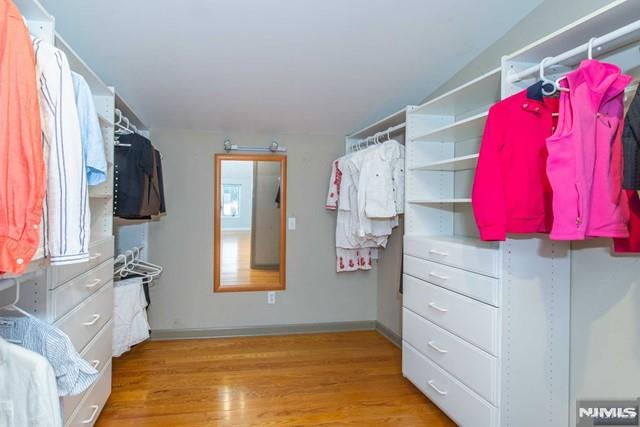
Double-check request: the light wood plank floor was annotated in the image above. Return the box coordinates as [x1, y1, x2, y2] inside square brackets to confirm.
[96, 331, 455, 426]
[221, 230, 279, 287]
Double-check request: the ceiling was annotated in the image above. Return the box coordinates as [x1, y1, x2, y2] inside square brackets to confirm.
[41, 0, 542, 135]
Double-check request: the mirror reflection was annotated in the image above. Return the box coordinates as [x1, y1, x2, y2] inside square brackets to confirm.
[215, 155, 286, 292]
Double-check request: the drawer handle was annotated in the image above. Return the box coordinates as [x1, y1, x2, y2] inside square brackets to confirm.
[89, 252, 102, 261]
[82, 314, 101, 326]
[428, 272, 448, 281]
[428, 341, 448, 354]
[428, 302, 449, 313]
[429, 249, 449, 257]
[91, 359, 101, 369]
[81, 405, 100, 424]
[85, 278, 102, 289]
[427, 380, 448, 396]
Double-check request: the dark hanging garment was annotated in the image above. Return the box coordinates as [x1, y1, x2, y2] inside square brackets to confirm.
[154, 149, 166, 215]
[623, 85, 640, 189]
[139, 148, 162, 218]
[114, 133, 154, 219]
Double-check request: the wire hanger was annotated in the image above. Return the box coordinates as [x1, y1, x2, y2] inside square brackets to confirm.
[0, 278, 31, 317]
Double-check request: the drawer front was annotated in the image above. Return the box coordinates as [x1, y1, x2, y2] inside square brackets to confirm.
[403, 342, 496, 427]
[52, 259, 114, 320]
[403, 309, 498, 404]
[55, 283, 113, 353]
[404, 255, 500, 307]
[62, 321, 113, 423]
[49, 237, 114, 289]
[403, 274, 498, 355]
[404, 235, 500, 278]
[66, 362, 112, 427]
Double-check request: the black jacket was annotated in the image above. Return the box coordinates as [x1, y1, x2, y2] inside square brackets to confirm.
[623, 85, 640, 189]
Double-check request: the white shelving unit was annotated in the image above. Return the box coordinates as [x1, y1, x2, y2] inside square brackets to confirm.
[402, 2, 640, 426]
[2, 2, 148, 426]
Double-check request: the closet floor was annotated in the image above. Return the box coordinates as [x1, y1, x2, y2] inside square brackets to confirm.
[95, 331, 455, 426]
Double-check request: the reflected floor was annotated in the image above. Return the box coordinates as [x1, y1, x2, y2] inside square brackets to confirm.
[221, 230, 279, 286]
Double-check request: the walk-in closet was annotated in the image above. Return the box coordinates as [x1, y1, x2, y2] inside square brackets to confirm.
[1, 0, 639, 426]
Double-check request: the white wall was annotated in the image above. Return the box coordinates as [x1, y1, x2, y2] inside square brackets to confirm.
[147, 129, 377, 331]
[221, 160, 253, 230]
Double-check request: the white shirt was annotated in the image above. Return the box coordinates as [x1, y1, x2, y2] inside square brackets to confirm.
[0, 338, 62, 427]
[32, 38, 90, 265]
[113, 278, 150, 357]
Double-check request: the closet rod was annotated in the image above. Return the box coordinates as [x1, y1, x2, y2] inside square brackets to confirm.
[508, 18, 640, 83]
[360, 122, 406, 141]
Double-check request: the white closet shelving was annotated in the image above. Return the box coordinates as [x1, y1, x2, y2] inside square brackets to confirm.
[402, 1, 640, 426]
[2, 1, 148, 425]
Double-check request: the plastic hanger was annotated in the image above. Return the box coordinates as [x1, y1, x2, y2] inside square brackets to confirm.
[539, 57, 558, 96]
[587, 37, 598, 60]
[0, 278, 32, 318]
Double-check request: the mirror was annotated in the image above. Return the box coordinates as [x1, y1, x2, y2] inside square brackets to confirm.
[214, 154, 287, 292]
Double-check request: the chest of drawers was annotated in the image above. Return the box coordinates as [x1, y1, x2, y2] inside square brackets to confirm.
[402, 236, 570, 427]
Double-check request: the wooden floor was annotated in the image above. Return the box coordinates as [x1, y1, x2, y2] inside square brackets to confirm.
[221, 230, 279, 287]
[96, 331, 455, 426]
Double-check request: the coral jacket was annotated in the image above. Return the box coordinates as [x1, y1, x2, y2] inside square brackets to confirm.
[0, 0, 46, 274]
[472, 88, 558, 241]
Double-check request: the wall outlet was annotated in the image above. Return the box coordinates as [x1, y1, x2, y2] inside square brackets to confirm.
[267, 291, 276, 305]
[288, 217, 296, 230]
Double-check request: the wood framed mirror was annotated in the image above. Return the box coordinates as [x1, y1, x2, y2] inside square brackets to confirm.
[214, 154, 287, 292]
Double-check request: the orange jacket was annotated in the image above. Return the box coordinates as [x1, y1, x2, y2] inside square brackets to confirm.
[0, 0, 46, 274]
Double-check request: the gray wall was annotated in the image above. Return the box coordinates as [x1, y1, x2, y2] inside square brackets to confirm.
[251, 161, 281, 267]
[147, 129, 377, 331]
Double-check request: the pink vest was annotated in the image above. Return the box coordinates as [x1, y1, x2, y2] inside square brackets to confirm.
[546, 60, 632, 240]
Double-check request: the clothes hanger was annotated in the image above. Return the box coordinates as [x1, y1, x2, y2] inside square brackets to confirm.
[539, 57, 558, 96]
[0, 278, 32, 318]
[553, 37, 598, 93]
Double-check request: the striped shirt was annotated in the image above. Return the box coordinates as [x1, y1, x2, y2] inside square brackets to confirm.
[32, 38, 90, 265]
[0, 314, 98, 396]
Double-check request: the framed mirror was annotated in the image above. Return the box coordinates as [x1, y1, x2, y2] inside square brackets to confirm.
[214, 154, 287, 292]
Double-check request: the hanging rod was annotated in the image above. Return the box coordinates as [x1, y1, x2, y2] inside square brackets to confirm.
[223, 140, 287, 153]
[508, 19, 640, 83]
[355, 123, 406, 147]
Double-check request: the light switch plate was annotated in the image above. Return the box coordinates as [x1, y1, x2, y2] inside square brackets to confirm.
[288, 217, 296, 230]
[267, 291, 276, 305]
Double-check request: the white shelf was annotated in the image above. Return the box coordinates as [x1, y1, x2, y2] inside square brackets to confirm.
[55, 34, 113, 97]
[115, 93, 147, 131]
[98, 113, 114, 128]
[408, 198, 472, 204]
[411, 154, 479, 171]
[348, 106, 412, 140]
[412, 68, 500, 117]
[412, 112, 488, 143]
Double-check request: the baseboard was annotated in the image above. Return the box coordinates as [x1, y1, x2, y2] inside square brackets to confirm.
[151, 320, 376, 340]
[375, 321, 402, 348]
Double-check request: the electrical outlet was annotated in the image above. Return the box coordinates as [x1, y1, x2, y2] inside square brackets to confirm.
[267, 291, 276, 305]
[288, 217, 296, 230]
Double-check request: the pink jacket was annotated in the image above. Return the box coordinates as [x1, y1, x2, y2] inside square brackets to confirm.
[472, 89, 557, 241]
[546, 60, 631, 240]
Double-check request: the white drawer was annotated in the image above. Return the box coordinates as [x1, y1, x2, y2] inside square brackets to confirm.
[404, 235, 500, 278]
[63, 321, 113, 423]
[403, 309, 498, 405]
[65, 361, 112, 427]
[404, 255, 500, 307]
[403, 342, 496, 427]
[403, 274, 498, 355]
[52, 260, 114, 320]
[49, 237, 114, 289]
[55, 283, 113, 353]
